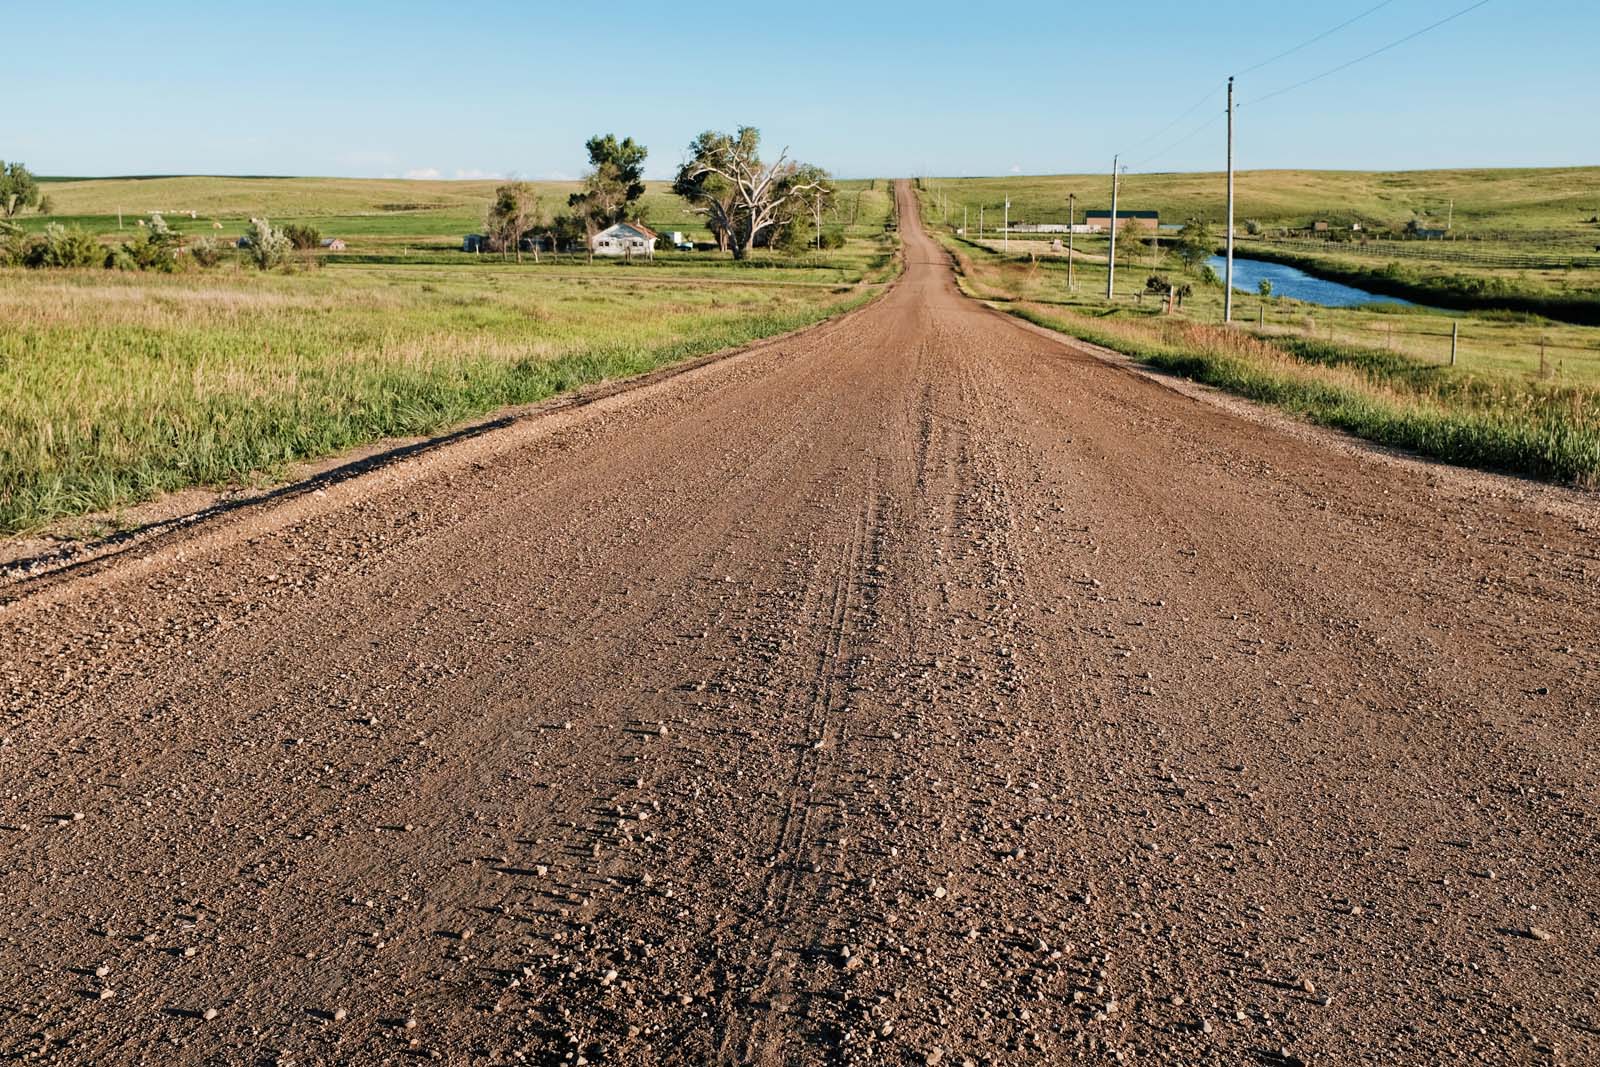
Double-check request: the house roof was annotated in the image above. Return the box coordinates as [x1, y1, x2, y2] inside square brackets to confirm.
[597, 221, 658, 240]
[1085, 209, 1159, 219]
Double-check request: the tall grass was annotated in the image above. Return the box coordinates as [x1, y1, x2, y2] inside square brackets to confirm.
[1009, 304, 1600, 485]
[0, 266, 877, 534]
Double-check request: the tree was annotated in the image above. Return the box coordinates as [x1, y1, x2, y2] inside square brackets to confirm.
[485, 181, 542, 261]
[672, 132, 740, 252]
[282, 223, 321, 251]
[673, 127, 829, 260]
[1115, 216, 1145, 266]
[1171, 217, 1214, 271]
[242, 218, 291, 270]
[1257, 278, 1273, 298]
[0, 162, 43, 218]
[110, 212, 183, 271]
[24, 224, 101, 268]
[568, 134, 647, 232]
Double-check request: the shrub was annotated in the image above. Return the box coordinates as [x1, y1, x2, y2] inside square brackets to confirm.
[25, 224, 102, 269]
[1257, 278, 1273, 298]
[282, 223, 321, 251]
[0, 220, 24, 266]
[189, 235, 226, 268]
[242, 217, 292, 269]
[110, 213, 182, 272]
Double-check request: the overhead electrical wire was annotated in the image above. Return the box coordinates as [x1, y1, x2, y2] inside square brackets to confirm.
[1244, 0, 1494, 109]
[1236, 0, 1399, 76]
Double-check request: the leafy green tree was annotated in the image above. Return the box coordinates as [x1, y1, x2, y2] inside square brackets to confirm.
[189, 235, 226, 268]
[673, 127, 828, 260]
[25, 223, 102, 268]
[0, 162, 43, 218]
[568, 134, 647, 231]
[282, 223, 321, 251]
[110, 212, 183, 271]
[0, 219, 24, 265]
[1114, 217, 1146, 265]
[1171, 217, 1215, 271]
[1257, 278, 1273, 298]
[485, 182, 542, 261]
[242, 218, 291, 269]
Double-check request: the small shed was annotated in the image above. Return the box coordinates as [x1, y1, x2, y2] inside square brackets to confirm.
[1083, 210, 1159, 232]
[462, 234, 487, 253]
[590, 222, 658, 258]
[320, 238, 347, 251]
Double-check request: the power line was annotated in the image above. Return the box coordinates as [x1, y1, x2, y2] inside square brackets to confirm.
[1120, 81, 1228, 157]
[1236, 0, 1399, 76]
[1129, 113, 1224, 171]
[1244, 0, 1494, 109]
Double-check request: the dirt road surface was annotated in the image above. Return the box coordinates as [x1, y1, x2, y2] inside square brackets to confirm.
[2, 183, 1596, 1067]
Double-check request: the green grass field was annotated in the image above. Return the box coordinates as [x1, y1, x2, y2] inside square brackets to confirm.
[23, 175, 898, 250]
[925, 201, 1600, 486]
[0, 175, 900, 535]
[919, 168, 1600, 320]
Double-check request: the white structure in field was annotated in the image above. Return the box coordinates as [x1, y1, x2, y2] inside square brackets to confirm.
[590, 222, 658, 258]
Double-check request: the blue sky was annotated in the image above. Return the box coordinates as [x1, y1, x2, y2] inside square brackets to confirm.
[12, 0, 1595, 180]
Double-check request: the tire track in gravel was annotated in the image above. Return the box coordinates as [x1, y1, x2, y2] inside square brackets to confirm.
[0, 181, 1595, 1067]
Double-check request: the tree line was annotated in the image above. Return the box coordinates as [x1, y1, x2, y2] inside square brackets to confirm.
[484, 127, 839, 261]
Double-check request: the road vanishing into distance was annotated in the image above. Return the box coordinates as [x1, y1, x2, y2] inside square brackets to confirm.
[2, 183, 1596, 1067]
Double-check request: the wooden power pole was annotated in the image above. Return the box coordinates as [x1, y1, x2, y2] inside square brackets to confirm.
[1106, 156, 1121, 301]
[1067, 192, 1076, 292]
[1225, 75, 1236, 324]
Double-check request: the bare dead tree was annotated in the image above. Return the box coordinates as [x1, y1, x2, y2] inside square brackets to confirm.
[675, 128, 827, 259]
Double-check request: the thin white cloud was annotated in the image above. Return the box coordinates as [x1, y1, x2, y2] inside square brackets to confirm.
[453, 168, 505, 180]
[402, 167, 443, 180]
[1009, 164, 1022, 174]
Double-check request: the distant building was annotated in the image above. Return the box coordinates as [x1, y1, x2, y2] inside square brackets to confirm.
[1311, 220, 1330, 232]
[1082, 210, 1159, 232]
[462, 234, 487, 253]
[320, 238, 347, 251]
[590, 221, 658, 257]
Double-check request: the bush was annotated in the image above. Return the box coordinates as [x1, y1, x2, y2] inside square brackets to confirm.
[282, 223, 321, 251]
[0, 220, 24, 266]
[189, 235, 226, 268]
[242, 218, 292, 269]
[25, 224, 102, 269]
[1257, 278, 1273, 298]
[110, 213, 182, 272]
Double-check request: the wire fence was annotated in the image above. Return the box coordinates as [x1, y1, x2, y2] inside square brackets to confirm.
[1246, 307, 1600, 381]
[1240, 236, 1600, 270]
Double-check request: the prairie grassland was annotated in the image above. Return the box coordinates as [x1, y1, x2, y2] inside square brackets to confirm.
[948, 236, 1600, 383]
[28, 175, 899, 252]
[936, 232, 1600, 485]
[0, 263, 883, 534]
[918, 169, 1600, 318]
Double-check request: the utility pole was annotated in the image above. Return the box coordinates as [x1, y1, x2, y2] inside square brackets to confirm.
[1004, 198, 1010, 252]
[1106, 155, 1121, 301]
[1067, 192, 1076, 292]
[1447, 198, 1454, 233]
[1225, 75, 1236, 324]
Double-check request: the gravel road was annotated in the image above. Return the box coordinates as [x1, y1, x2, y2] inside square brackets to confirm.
[1, 182, 1596, 1066]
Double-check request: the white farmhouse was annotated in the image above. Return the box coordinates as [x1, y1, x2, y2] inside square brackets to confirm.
[590, 221, 658, 258]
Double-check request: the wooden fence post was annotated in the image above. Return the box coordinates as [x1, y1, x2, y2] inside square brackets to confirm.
[1450, 321, 1458, 366]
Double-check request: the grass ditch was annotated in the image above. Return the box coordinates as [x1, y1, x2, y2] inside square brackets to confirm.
[0, 267, 885, 535]
[1006, 302, 1600, 485]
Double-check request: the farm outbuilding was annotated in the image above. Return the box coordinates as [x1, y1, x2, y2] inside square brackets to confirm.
[320, 238, 347, 250]
[462, 234, 486, 253]
[590, 222, 658, 258]
[1082, 210, 1159, 232]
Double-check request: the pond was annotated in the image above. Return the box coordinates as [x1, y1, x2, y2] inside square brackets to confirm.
[1207, 255, 1413, 308]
